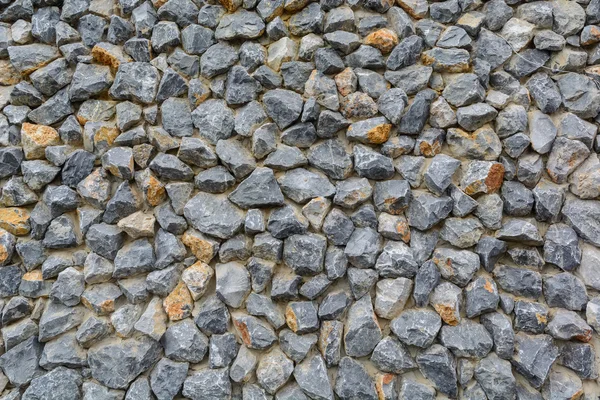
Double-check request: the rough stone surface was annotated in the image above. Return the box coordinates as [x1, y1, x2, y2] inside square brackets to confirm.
[0, 0, 598, 398]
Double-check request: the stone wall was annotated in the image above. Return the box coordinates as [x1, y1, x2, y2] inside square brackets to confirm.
[0, 0, 599, 398]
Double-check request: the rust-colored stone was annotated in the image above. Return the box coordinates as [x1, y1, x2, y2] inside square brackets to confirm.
[484, 163, 505, 193]
[575, 328, 593, 343]
[375, 373, 395, 400]
[395, 218, 411, 243]
[234, 319, 252, 347]
[163, 281, 193, 321]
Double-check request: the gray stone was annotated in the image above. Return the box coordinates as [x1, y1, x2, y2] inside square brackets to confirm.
[279, 329, 316, 362]
[407, 192, 453, 231]
[440, 320, 493, 358]
[480, 312, 515, 360]
[283, 233, 326, 275]
[109, 62, 159, 104]
[398, 379, 435, 400]
[494, 265, 542, 298]
[398, 89, 437, 135]
[562, 198, 600, 247]
[391, 309, 441, 348]
[512, 333, 559, 389]
[182, 368, 232, 400]
[0, 336, 43, 387]
[514, 300, 549, 334]
[547, 309, 592, 342]
[474, 354, 516, 400]
[416, 344, 457, 398]
[22, 367, 82, 400]
[228, 168, 284, 209]
[209, 332, 238, 368]
[334, 357, 378, 400]
[559, 342, 598, 379]
[344, 294, 381, 357]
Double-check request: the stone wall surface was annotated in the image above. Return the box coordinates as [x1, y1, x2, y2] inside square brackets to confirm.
[1, 0, 600, 398]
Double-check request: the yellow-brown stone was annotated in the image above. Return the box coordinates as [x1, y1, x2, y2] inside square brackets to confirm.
[0, 207, 30, 236]
[364, 29, 399, 54]
[219, 0, 241, 12]
[285, 305, 298, 332]
[145, 174, 166, 206]
[582, 26, 600, 46]
[395, 218, 411, 243]
[0, 60, 22, 85]
[366, 123, 392, 144]
[434, 303, 460, 326]
[93, 125, 120, 150]
[82, 297, 117, 315]
[418, 138, 443, 157]
[0, 244, 7, 265]
[182, 231, 217, 262]
[21, 123, 61, 159]
[163, 281, 193, 321]
[421, 51, 470, 73]
[397, 0, 428, 18]
[151, 0, 168, 7]
[375, 373, 396, 400]
[91, 43, 132, 70]
[23, 269, 43, 282]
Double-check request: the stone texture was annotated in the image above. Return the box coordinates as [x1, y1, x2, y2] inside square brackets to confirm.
[1, 0, 600, 397]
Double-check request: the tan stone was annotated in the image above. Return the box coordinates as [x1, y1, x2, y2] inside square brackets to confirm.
[0, 60, 22, 85]
[182, 230, 219, 263]
[366, 123, 392, 144]
[364, 29, 399, 54]
[146, 174, 166, 206]
[117, 211, 156, 239]
[181, 261, 214, 300]
[219, 0, 242, 12]
[21, 123, 61, 159]
[0, 207, 30, 236]
[334, 67, 357, 97]
[397, 0, 428, 19]
[91, 42, 133, 70]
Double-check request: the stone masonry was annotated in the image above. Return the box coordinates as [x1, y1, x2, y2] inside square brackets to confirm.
[0, 0, 599, 398]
